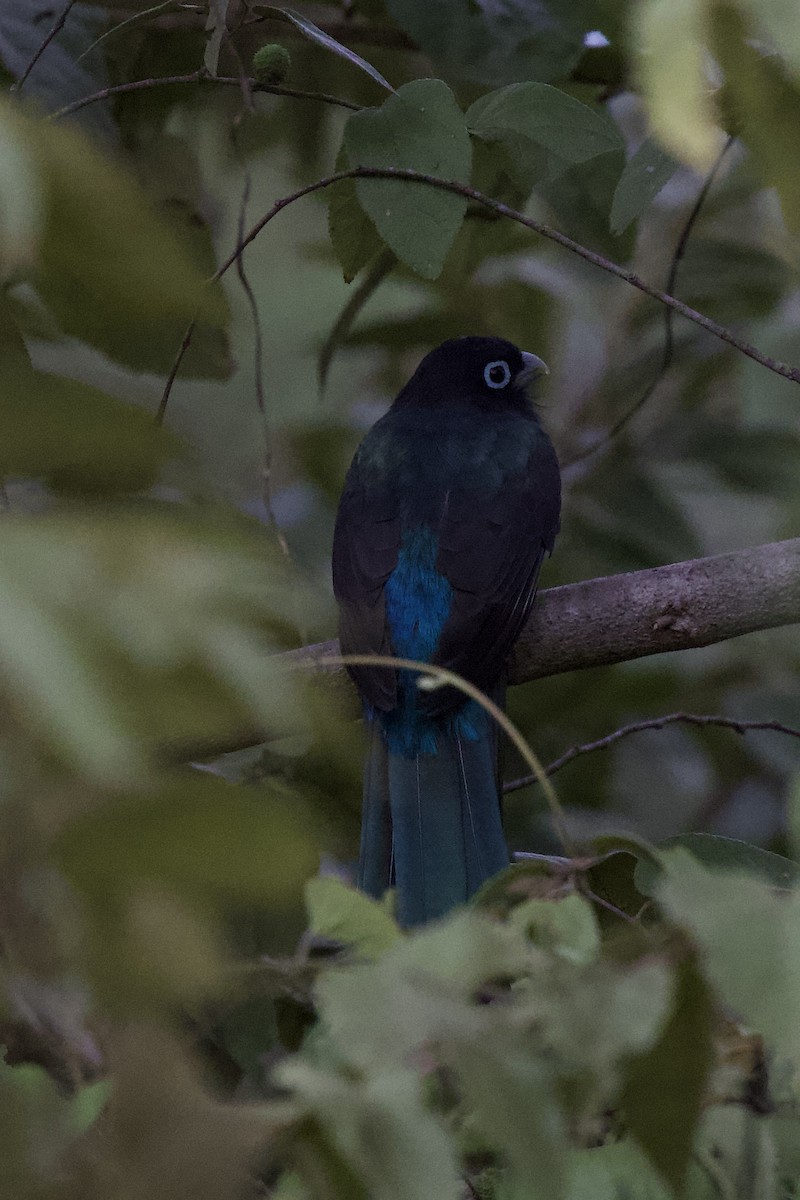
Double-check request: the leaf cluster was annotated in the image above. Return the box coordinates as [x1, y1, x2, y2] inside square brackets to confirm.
[0, 3, 798, 1200]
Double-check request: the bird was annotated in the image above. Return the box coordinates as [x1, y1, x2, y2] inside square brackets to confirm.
[332, 336, 561, 927]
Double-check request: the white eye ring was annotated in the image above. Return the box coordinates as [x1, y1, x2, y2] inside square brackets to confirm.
[484, 360, 511, 389]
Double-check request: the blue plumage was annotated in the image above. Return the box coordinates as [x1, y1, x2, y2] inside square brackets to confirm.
[333, 336, 561, 926]
[382, 526, 484, 756]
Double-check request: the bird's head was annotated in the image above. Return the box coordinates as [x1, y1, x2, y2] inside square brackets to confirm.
[394, 336, 548, 412]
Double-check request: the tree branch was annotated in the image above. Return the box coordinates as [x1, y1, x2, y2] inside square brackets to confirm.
[163, 538, 800, 763]
[11, 0, 80, 92]
[49, 70, 362, 122]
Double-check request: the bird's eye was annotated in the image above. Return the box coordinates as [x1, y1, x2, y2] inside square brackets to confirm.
[484, 360, 511, 389]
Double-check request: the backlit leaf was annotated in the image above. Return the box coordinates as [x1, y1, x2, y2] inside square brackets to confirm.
[0, 103, 229, 359]
[635, 833, 800, 896]
[261, 7, 394, 92]
[0, 510, 316, 782]
[712, 6, 800, 236]
[633, 0, 724, 170]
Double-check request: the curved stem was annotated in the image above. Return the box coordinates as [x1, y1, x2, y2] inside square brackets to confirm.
[157, 164, 800, 423]
[564, 135, 736, 466]
[49, 71, 363, 122]
[317, 652, 574, 855]
[11, 0, 79, 92]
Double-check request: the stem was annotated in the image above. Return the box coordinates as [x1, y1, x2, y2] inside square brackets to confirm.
[158, 164, 800, 422]
[315, 652, 575, 854]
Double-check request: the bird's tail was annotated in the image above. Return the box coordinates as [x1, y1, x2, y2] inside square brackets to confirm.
[357, 717, 509, 927]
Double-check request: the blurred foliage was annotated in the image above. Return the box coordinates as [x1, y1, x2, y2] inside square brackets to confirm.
[0, 0, 798, 1198]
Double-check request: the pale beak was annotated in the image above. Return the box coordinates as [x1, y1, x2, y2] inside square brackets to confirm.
[517, 351, 549, 386]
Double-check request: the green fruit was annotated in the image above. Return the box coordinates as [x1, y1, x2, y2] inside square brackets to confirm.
[252, 43, 292, 86]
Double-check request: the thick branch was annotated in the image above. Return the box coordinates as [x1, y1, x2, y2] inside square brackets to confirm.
[165, 539, 799, 764]
[161, 539, 800, 763]
[296, 538, 800, 689]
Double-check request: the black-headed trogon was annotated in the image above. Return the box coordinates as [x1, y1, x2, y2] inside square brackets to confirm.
[333, 337, 561, 927]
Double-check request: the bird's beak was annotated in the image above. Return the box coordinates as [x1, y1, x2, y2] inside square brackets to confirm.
[517, 351, 549, 386]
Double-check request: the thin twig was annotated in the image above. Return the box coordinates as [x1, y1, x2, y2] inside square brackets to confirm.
[76, 0, 180, 62]
[229, 62, 291, 557]
[12, 0, 80, 91]
[503, 712, 800, 794]
[565, 136, 736, 467]
[49, 71, 363, 121]
[157, 165, 800, 423]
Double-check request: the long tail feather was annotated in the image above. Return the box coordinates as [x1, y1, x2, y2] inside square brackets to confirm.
[358, 717, 509, 927]
[357, 718, 392, 898]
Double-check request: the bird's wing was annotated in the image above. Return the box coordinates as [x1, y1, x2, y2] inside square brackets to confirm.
[427, 432, 560, 715]
[332, 449, 401, 711]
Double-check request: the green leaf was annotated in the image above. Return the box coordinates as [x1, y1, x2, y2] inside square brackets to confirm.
[633, 0, 724, 170]
[590, 833, 661, 866]
[694, 1107, 778, 1200]
[676, 238, 788, 323]
[0, 104, 42, 275]
[0, 510, 318, 783]
[328, 146, 384, 283]
[261, 7, 394, 92]
[655, 849, 800, 1058]
[536, 145, 630, 258]
[277, 1061, 462, 1200]
[712, 6, 800, 235]
[305, 876, 402, 959]
[316, 912, 530, 1071]
[466, 83, 623, 171]
[623, 961, 714, 1194]
[384, 0, 586, 86]
[610, 137, 679, 233]
[567, 1143, 671, 1200]
[508, 893, 600, 964]
[750, 0, 800, 78]
[0, 366, 183, 495]
[635, 833, 800, 897]
[57, 772, 318, 904]
[343, 79, 471, 280]
[2, 103, 229, 357]
[587, 847, 654, 921]
[447, 1033, 567, 1200]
